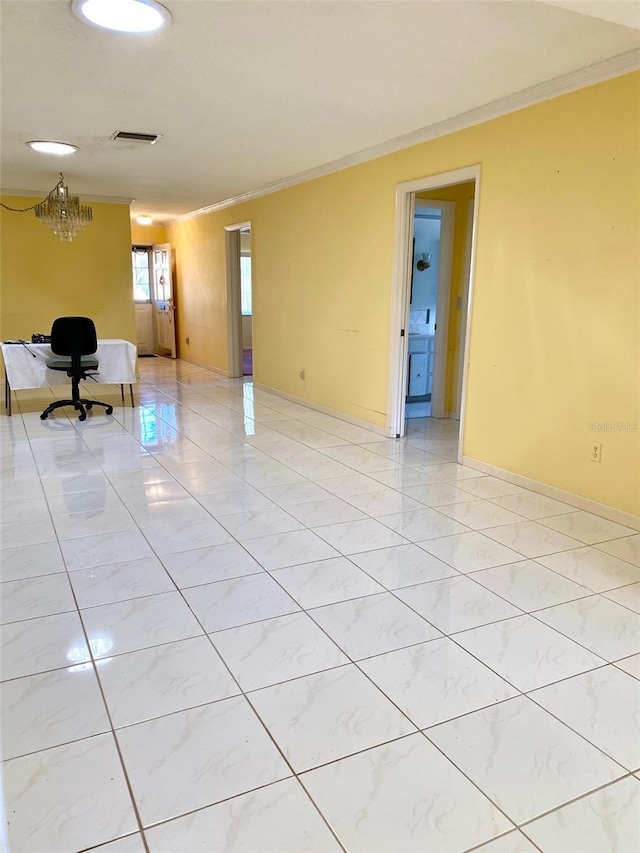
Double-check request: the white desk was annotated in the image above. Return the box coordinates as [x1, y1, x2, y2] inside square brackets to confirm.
[1, 339, 137, 416]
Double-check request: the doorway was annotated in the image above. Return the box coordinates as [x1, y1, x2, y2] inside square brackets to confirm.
[132, 243, 177, 358]
[387, 166, 480, 457]
[225, 221, 253, 379]
[405, 200, 454, 419]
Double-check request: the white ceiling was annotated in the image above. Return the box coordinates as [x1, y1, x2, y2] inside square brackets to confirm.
[1, 0, 638, 221]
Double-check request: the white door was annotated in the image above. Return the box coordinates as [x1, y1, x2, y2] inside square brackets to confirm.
[134, 304, 154, 355]
[152, 243, 176, 358]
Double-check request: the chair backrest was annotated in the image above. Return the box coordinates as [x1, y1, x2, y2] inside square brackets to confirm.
[50, 317, 98, 357]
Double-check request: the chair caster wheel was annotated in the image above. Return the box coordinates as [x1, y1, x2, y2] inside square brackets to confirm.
[40, 412, 48, 420]
[85, 402, 93, 410]
[79, 411, 87, 422]
[106, 406, 113, 415]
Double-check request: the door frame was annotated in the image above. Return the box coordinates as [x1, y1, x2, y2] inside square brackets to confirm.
[225, 220, 251, 378]
[412, 198, 455, 419]
[387, 165, 481, 460]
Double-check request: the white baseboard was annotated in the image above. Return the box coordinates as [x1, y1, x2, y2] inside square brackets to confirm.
[178, 356, 229, 378]
[462, 456, 640, 531]
[253, 382, 394, 438]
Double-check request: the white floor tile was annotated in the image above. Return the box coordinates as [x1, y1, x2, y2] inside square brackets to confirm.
[4, 359, 637, 848]
[539, 510, 638, 545]
[140, 516, 233, 554]
[285, 496, 368, 526]
[454, 614, 605, 691]
[91, 833, 147, 852]
[211, 611, 348, 691]
[309, 592, 441, 659]
[428, 696, 625, 824]
[60, 530, 154, 571]
[490, 491, 575, 519]
[260, 481, 334, 507]
[116, 695, 290, 826]
[81, 592, 203, 659]
[145, 778, 341, 852]
[349, 543, 458, 589]
[0, 573, 75, 624]
[523, 777, 640, 853]
[183, 573, 300, 632]
[614, 653, 640, 679]
[360, 637, 518, 728]
[537, 546, 640, 592]
[536, 595, 640, 661]
[530, 665, 640, 770]
[418, 462, 486, 482]
[271, 556, 384, 608]
[4, 733, 137, 853]
[0, 611, 89, 680]
[343, 488, 425, 517]
[301, 734, 512, 851]
[242, 529, 340, 570]
[396, 575, 522, 633]
[452, 476, 525, 500]
[69, 556, 174, 608]
[1, 665, 110, 759]
[160, 542, 265, 588]
[471, 560, 592, 611]
[320, 473, 390, 498]
[217, 506, 304, 540]
[483, 520, 583, 558]
[436, 499, 526, 530]
[400, 482, 476, 507]
[0, 517, 57, 548]
[0, 541, 66, 583]
[314, 518, 409, 554]
[378, 507, 470, 542]
[472, 831, 538, 852]
[421, 531, 525, 573]
[603, 582, 640, 614]
[98, 636, 239, 727]
[250, 665, 415, 771]
[52, 508, 137, 541]
[596, 534, 640, 567]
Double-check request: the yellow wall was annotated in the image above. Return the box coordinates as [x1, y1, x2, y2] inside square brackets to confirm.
[169, 72, 640, 514]
[418, 181, 475, 416]
[1, 197, 135, 343]
[130, 222, 168, 245]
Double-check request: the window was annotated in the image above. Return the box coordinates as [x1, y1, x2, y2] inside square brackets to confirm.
[132, 247, 152, 301]
[240, 255, 252, 315]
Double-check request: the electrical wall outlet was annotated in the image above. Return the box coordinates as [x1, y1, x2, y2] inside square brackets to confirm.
[299, 369, 305, 380]
[185, 336, 190, 345]
[591, 441, 602, 463]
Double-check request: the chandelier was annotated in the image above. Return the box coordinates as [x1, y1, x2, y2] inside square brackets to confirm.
[34, 174, 93, 241]
[1, 173, 93, 242]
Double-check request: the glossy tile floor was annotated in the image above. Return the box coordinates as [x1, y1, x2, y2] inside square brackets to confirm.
[1, 358, 639, 853]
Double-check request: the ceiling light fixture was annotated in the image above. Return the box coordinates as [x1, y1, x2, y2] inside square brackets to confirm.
[136, 215, 153, 225]
[27, 140, 78, 157]
[71, 0, 171, 34]
[1, 174, 93, 242]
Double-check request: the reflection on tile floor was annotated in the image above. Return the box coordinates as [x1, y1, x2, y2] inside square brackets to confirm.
[1, 358, 639, 852]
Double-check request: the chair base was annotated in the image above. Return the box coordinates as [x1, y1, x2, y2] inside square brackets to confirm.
[40, 398, 113, 422]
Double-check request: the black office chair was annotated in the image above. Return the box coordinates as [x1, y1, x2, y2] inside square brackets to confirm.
[40, 317, 113, 422]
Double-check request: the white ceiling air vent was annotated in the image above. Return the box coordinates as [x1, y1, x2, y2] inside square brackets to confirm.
[111, 131, 161, 144]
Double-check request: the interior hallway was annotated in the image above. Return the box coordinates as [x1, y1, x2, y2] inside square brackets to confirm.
[1, 358, 639, 852]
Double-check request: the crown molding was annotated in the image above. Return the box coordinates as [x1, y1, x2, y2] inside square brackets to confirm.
[178, 48, 640, 223]
[0, 188, 132, 205]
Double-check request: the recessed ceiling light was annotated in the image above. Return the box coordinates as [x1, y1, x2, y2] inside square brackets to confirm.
[136, 216, 153, 225]
[27, 140, 79, 156]
[71, 0, 171, 34]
